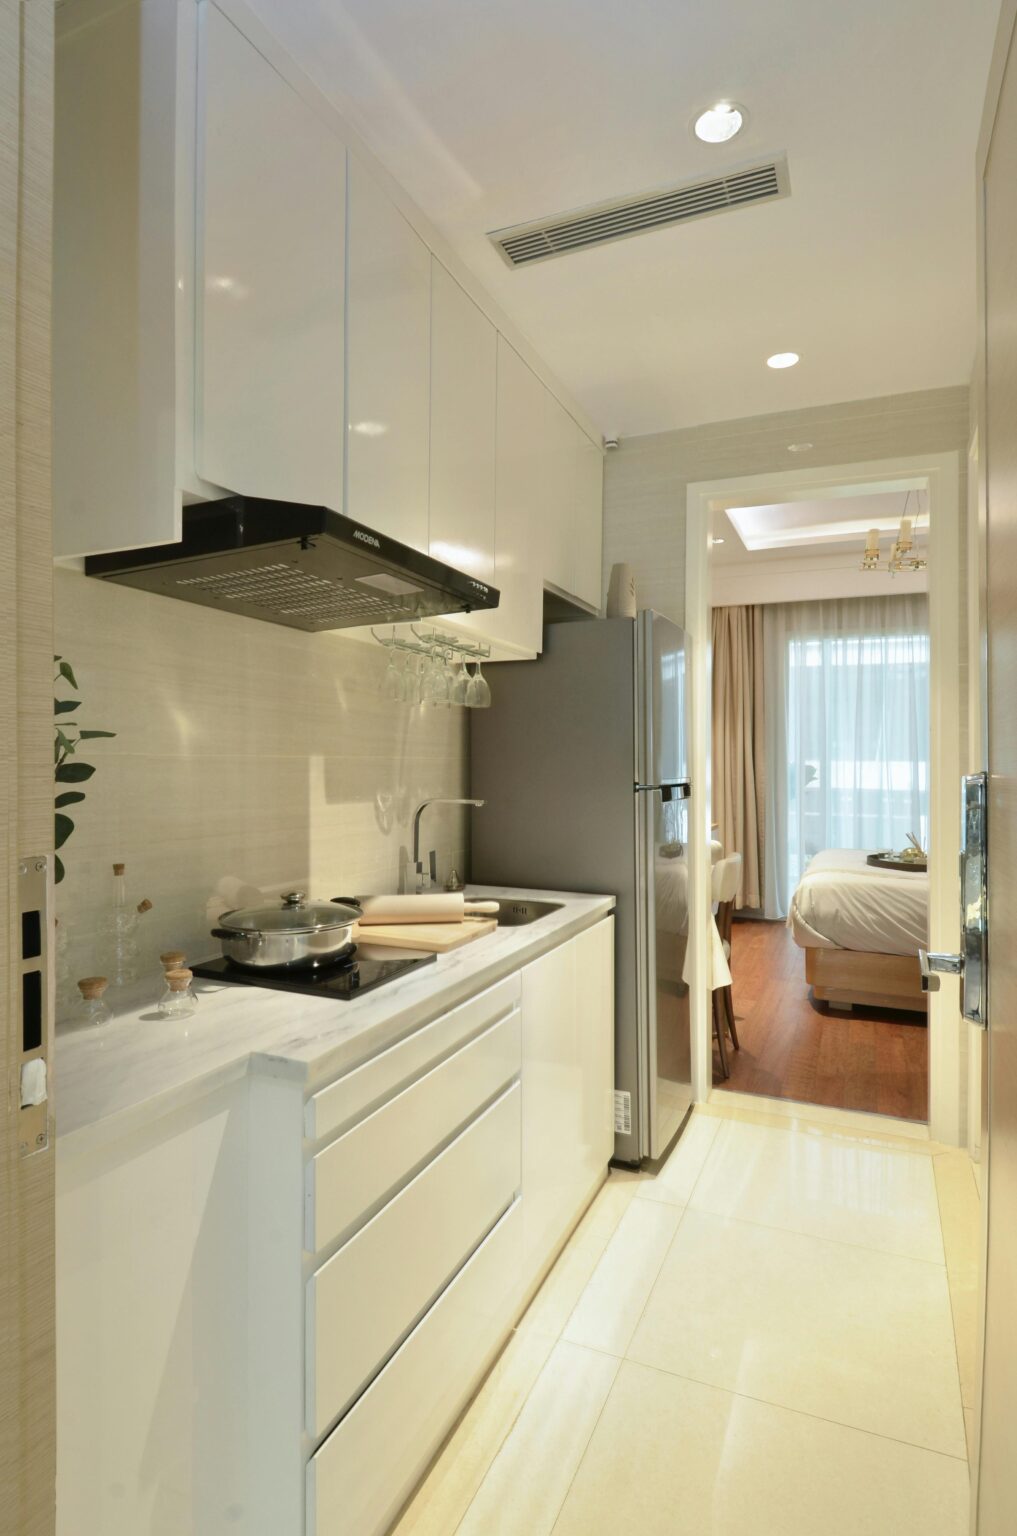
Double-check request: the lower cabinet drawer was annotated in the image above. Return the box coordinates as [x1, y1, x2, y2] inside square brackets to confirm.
[307, 1081, 521, 1438]
[307, 1007, 521, 1254]
[307, 1197, 523, 1536]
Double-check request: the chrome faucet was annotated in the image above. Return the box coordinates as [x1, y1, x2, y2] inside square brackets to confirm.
[410, 798, 485, 893]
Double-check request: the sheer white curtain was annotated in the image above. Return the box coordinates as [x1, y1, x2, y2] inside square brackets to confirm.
[762, 594, 930, 918]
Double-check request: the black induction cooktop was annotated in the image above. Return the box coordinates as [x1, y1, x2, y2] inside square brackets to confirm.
[191, 944, 437, 1000]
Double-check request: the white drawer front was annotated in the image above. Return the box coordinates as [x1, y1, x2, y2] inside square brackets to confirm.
[306, 973, 520, 1143]
[307, 1197, 522, 1536]
[308, 1081, 521, 1437]
[307, 1008, 521, 1254]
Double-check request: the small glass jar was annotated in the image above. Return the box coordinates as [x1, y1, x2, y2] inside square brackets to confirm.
[158, 967, 198, 1020]
[77, 975, 112, 1026]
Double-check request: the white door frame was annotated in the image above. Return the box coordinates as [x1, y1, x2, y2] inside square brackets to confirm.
[685, 450, 964, 1146]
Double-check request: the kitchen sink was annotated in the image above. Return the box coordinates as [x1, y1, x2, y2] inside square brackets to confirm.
[493, 898, 565, 927]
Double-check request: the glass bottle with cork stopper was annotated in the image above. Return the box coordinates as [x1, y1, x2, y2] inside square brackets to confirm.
[158, 967, 198, 1020]
[104, 862, 153, 986]
[76, 976, 112, 1026]
[159, 949, 199, 1005]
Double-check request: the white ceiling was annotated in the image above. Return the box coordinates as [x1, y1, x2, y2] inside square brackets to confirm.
[245, 0, 999, 437]
[710, 491, 929, 566]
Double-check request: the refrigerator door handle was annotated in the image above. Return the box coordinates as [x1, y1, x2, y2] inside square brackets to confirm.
[634, 781, 692, 802]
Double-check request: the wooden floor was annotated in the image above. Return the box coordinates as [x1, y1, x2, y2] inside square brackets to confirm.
[716, 919, 929, 1122]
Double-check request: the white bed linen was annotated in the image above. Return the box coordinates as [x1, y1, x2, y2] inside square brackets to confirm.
[788, 849, 928, 957]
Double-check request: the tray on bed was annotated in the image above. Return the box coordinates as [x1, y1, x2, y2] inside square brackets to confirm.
[866, 851, 928, 873]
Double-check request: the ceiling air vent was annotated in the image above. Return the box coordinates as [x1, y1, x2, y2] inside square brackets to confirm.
[489, 156, 790, 268]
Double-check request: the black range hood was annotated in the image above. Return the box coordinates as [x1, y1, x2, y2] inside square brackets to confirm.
[84, 497, 500, 633]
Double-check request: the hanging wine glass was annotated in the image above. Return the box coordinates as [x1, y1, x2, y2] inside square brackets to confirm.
[404, 654, 423, 706]
[466, 659, 491, 709]
[381, 648, 405, 702]
[450, 652, 471, 707]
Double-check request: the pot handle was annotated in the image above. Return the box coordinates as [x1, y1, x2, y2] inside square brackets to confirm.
[211, 927, 252, 942]
[331, 896, 364, 913]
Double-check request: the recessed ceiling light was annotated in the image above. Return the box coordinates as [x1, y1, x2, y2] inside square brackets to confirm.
[767, 352, 799, 369]
[787, 442, 813, 453]
[712, 537, 725, 545]
[693, 103, 745, 144]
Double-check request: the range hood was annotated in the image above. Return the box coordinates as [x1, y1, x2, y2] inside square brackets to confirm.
[84, 497, 499, 633]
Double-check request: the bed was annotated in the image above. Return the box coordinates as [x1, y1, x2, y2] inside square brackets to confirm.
[788, 849, 929, 1013]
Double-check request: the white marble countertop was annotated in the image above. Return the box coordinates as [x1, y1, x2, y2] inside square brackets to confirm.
[55, 886, 615, 1150]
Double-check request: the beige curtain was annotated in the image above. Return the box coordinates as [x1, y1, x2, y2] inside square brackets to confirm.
[711, 605, 765, 909]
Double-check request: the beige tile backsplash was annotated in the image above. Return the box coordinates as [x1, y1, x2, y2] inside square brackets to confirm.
[53, 567, 470, 1015]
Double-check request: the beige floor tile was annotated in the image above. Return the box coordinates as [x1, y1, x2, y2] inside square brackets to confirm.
[517, 1175, 639, 1340]
[934, 1149, 982, 1278]
[703, 1091, 939, 1152]
[965, 1406, 977, 1462]
[391, 1327, 557, 1536]
[455, 1340, 620, 1536]
[948, 1269, 981, 1412]
[551, 1360, 970, 1536]
[933, 1149, 983, 1413]
[563, 1199, 683, 1356]
[691, 1117, 945, 1261]
[636, 1111, 720, 1207]
[628, 1208, 965, 1457]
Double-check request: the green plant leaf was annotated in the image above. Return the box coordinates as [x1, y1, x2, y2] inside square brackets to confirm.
[54, 698, 80, 715]
[57, 660, 78, 689]
[55, 791, 86, 808]
[55, 813, 74, 849]
[55, 855, 65, 885]
[55, 728, 75, 755]
[78, 729, 117, 740]
[56, 761, 95, 783]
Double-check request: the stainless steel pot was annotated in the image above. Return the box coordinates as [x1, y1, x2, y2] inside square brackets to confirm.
[211, 891, 361, 971]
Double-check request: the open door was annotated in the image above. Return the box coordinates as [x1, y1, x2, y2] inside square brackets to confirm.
[0, 4, 56, 1531]
[975, 4, 1017, 1529]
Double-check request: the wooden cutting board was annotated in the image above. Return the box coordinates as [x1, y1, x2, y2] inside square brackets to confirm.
[353, 918, 498, 953]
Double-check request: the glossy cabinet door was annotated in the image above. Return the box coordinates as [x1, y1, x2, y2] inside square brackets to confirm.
[519, 921, 615, 1299]
[573, 918, 616, 1184]
[542, 389, 578, 595]
[196, 1, 346, 508]
[428, 260, 496, 583]
[54, 0, 182, 556]
[573, 424, 605, 610]
[346, 157, 431, 552]
[443, 338, 545, 658]
[519, 936, 581, 1294]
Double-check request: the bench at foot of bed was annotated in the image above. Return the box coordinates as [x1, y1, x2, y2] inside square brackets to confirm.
[804, 946, 928, 1014]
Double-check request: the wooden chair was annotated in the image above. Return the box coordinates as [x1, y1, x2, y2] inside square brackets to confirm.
[711, 853, 742, 1077]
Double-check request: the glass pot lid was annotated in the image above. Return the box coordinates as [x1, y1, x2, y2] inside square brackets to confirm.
[217, 892, 360, 935]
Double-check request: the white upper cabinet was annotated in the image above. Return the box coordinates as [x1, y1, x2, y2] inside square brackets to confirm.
[196, 2, 345, 508]
[428, 261, 497, 584]
[542, 391, 577, 595]
[437, 339, 545, 658]
[51, 0, 601, 610]
[54, 0, 182, 557]
[572, 423, 605, 610]
[346, 158, 431, 553]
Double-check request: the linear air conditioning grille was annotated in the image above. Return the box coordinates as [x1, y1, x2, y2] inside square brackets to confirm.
[491, 157, 789, 267]
[173, 563, 408, 626]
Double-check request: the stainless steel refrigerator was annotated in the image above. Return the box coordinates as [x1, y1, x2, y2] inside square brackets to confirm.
[470, 611, 692, 1164]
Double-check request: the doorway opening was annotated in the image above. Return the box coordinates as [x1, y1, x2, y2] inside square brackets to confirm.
[685, 453, 965, 1142]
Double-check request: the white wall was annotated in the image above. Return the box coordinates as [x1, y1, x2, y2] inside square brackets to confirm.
[603, 385, 969, 625]
[53, 569, 469, 1014]
[711, 551, 928, 608]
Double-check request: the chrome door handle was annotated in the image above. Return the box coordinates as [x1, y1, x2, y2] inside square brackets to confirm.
[920, 773, 988, 1027]
[634, 781, 692, 801]
[919, 949, 963, 991]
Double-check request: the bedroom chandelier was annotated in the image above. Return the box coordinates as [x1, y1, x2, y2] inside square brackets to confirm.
[860, 492, 928, 575]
